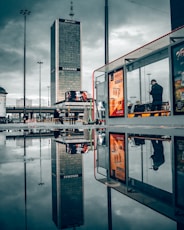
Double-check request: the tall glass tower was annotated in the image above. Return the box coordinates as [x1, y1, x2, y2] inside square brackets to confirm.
[50, 18, 81, 105]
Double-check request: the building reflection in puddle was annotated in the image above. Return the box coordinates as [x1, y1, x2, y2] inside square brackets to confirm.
[51, 141, 83, 229]
[51, 129, 93, 229]
[95, 128, 184, 229]
[1, 128, 96, 230]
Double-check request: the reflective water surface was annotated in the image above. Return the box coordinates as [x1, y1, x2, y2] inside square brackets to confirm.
[0, 128, 183, 230]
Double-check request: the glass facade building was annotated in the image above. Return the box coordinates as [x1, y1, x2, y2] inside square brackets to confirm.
[50, 19, 81, 105]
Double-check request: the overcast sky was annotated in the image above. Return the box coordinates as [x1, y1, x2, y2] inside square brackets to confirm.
[0, 0, 171, 105]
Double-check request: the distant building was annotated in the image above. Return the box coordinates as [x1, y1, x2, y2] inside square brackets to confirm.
[50, 18, 81, 105]
[170, 0, 184, 30]
[0, 86, 8, 120]
[16, 98, 32, 107]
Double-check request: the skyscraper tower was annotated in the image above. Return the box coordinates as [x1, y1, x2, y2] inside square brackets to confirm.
[50, 2, 81, 105]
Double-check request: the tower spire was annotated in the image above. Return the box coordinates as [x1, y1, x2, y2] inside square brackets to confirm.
[69, 1, 74, 19]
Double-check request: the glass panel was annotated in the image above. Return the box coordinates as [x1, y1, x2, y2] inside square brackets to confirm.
[127, 58, 170, 118]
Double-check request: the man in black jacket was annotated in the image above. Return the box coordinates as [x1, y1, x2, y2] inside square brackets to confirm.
[149, 79, 163, 111]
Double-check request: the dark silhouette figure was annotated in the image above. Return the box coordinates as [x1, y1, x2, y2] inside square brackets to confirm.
[151, 139, 165, 171]
[54, 109, 63, 124]
[149, 79, 163, 112]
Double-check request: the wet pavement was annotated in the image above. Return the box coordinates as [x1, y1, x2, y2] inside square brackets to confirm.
[0, 127, 183, 230]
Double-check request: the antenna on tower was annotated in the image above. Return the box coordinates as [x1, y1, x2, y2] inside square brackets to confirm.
[69, 1, 74, 19]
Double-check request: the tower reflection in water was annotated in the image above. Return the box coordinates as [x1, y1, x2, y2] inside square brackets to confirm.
[95, 128, 184, 230]
[51, 133, 88, 229]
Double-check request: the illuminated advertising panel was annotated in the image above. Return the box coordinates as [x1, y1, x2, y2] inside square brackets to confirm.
[65, 91, 88, 102]
[108, 69, 124, 117]
[174, 136, 184, 209]
[109, 133, 126, 182]
[171, 41, 184, 114]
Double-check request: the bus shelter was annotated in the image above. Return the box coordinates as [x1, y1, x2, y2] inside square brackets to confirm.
[92, 26, 184, 127]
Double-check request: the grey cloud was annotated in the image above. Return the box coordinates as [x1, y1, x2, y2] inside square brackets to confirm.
[0, 0, 171, 105]
[0, 0, 38, 27]
[0, 48, 22, 73]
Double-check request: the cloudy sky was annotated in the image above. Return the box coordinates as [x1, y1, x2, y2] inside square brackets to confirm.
[0, 0, 171, 105]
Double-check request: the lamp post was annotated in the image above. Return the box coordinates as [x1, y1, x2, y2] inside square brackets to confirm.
[38, 133, 44, 186]
[37, 61, 43, 120]
[23, 133, 28, 228]
[105, 1, 112, 230]
[47, 86, 50, 107]
[20, 9, 31, 123]
[105, 0, 109, 64]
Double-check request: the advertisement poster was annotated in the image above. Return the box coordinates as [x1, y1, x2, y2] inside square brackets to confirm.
[174, 136, 184, 208]
[109, 133, 126, 182]
[108, 69, 124, 117]
[65, 91, 88, 102]
[171, 41, 184, 114]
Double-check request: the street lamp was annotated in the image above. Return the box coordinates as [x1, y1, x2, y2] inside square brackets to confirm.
[47, 86, 50, 107]
[37, 61, 43, 120]
[105, 0, 109, 64]
[38, 134, 44, 186]
[20, 9, 31, 123]
[104, 1, 112, 229]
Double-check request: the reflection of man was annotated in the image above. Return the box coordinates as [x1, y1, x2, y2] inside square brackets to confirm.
[151, 140, 165, 170]
[149, 79, 163, 111]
